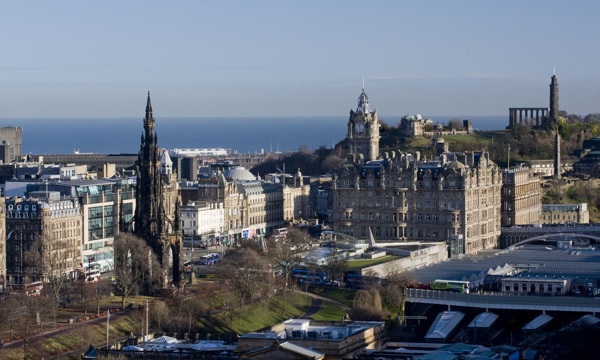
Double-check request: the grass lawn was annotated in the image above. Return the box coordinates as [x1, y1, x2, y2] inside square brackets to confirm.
[347, 255, 397, 269]
[308, 301, 348, 321]
[311, 287, 356, 306]
[197, 292, 313, 339]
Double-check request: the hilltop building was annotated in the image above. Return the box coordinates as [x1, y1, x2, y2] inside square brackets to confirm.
[508, 74, 560, 128]
[573, 137, 600, 177]
[399, 114, 431, 137]
[133, 92, 183, 286]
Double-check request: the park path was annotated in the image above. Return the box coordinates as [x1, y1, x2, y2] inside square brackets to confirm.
[3, 306, 133, 359]
[295, 289, 351, 319]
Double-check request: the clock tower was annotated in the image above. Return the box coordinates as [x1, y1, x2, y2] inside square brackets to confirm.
[347, 88, 379, 162]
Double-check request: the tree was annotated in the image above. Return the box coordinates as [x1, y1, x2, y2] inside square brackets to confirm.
[217, 247, 272, 307]
[322, 246, 347, 284]
[113, 234, 161, 308]
[448, 118, 463, 131]
[267, 227, 311, 291]
[179, 297, 205, 334]
[25, 237, 73, 325]
[151, 300, 170, 331]
[349, 288, 386, 321]
[0, 292, 51, 359]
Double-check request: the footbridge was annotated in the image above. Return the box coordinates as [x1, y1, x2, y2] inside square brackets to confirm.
[404, 289, 600, 313]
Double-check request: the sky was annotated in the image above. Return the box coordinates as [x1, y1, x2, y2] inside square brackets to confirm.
[0, 0, 599, 118]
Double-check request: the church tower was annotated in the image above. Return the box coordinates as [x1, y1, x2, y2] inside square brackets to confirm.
[346, 87, 380, 162]
[548, 73, 559, 122]
[134, 92, 183, 286]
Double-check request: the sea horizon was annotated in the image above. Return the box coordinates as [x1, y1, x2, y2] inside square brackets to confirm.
[0, 115, 508, 155]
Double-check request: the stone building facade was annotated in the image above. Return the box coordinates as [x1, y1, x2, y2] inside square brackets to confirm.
[332, 150, 502, 254]
[501, 167, 542, 226]
[0, 126, 22, 164]
[541, 203, 589, 224]
[181, 166, 287, 243]
[5, 193, 82, 285]
[346, 88, 380, 163]
[134, 93, 183, 286]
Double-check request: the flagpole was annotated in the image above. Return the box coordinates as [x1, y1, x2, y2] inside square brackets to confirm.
[146, 299, 149, 338]
[106, 309, 110, 349]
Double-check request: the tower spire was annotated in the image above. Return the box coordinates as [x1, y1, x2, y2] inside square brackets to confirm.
[144, 91, 155, 139]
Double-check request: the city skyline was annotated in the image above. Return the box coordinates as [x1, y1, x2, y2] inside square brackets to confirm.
[1, 1, 599, 118]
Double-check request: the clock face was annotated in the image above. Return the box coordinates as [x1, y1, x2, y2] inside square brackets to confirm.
[355, 123, 365, 133]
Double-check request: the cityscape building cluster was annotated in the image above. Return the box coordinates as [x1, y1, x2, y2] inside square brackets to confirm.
[0, 74, 595, 294]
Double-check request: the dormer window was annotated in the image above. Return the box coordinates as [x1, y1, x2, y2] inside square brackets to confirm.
[32, 205, 37, 211]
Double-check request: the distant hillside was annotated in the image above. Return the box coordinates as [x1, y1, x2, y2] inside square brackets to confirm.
[252, 116, 600, 176]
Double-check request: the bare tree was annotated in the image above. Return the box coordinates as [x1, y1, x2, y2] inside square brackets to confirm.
[322, 247, 347, 285]
[447, 118, 463, 131]
[218, 247, 272, 307]
[266, 227, 310, 291]
[180, 297, 205, 334]
[1, 292, 51, 359]
[25, 237, 74, 325]
[151, 300, 170, 331]
[113, 233, 161, 308]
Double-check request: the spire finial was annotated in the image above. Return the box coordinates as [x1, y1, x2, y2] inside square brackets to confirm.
[553, 66, 556, 76]
[362, 77, 365, 91]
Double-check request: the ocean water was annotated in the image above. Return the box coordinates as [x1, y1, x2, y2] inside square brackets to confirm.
[0, 115, 507, 155]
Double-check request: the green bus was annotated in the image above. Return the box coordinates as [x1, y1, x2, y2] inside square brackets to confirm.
[431, 279, 471, 293]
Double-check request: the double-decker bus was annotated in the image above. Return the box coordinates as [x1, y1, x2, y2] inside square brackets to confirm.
[431, 279, 471, 293]
[200, 253, 220, 265]
[292, 269, 327, 285]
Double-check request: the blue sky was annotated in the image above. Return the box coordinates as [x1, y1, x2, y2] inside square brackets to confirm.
[0, 1, 599, 118]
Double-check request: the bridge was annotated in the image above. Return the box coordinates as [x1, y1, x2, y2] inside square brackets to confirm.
[501, 224, 600, 248]
[404, 288, 600, 313]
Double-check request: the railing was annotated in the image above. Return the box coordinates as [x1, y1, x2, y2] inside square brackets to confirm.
[99, 349, 238, 359]
[404, 289, 600, 311]
[502, 224, 600, 233]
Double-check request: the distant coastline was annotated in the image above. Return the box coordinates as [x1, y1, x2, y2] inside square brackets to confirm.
[0, 115, 507, 155]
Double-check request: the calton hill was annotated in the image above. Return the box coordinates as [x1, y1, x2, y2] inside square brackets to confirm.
[252, 111, 600, 222]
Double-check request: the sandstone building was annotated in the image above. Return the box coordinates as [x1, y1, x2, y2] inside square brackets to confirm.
[333, 88, 503, 254]
[501, 167, 542, 227]
[332, 150, 502, 254]
[5, 192, 82, 285]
